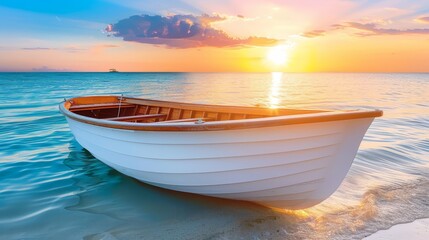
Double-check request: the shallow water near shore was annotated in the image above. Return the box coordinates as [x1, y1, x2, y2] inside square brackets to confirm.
[0, 72, 428, 239]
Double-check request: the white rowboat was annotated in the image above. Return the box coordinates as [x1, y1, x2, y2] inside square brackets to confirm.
[60, 96, 382, 209]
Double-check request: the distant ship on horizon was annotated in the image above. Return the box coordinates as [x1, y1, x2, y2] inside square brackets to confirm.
[108, 68, 118, 73]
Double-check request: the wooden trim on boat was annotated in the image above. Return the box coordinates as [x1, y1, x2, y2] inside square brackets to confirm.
[104, 114, 167, 122]
[60, 95, 383, 132]
[69, 103, 134, 112]
[160, 117, 214, 123]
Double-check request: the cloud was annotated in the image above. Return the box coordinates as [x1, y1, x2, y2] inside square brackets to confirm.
[21, 47, 53, 50]
[334, 22, 429, 36]
[303, 20, 429, 38]
[301, 30, 326, 38]
[63, 46, 85, 52]
[98, 44, 119, 48]
[416, 16, 429, 24]
[90, 44, 120, 54]
[105, 14, 278, 48]
[21, 46, 85, 52]
[32, 66, 72, 72]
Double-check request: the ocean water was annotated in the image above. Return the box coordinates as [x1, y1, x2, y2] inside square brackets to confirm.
[0, 72, 428, 239]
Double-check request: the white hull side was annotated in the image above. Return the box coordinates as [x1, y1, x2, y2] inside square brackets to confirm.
[66, 117, 373, 209]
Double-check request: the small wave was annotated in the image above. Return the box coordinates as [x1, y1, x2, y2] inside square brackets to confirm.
[0, 72, 428, 239]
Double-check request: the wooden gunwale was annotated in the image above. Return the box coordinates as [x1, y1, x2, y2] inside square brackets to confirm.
[69, 102, 134, 112]
[104, 114, 167, 122]
[160, 117, 214, 123]
[60, 95, 383, 132]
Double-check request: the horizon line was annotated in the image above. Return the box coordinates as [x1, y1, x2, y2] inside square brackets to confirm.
[1, 71, 429, 74]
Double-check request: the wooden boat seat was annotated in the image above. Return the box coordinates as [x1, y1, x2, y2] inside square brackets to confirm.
[70, 103, 134, 112]
[105, 114, 167, 122]
[160, 118, 214, 123]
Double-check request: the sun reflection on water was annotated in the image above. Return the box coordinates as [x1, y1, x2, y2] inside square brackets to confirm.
[269, 72, 283, 108]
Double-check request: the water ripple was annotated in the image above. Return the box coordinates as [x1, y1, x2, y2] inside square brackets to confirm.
[0, 72, 428, 239]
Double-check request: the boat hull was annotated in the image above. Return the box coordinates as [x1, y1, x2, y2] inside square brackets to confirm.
[65, 116, 374, 209]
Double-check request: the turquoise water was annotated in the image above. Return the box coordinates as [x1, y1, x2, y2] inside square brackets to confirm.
[0, 72, 428, 239]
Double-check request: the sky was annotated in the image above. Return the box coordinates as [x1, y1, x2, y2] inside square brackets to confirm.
[0, 0, 429, 72]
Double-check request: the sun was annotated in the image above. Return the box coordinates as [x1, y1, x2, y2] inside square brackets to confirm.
[265, 41, 296, 68]
[266, 44, 293, 66]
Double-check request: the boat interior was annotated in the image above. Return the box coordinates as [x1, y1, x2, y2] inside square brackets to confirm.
[65, 96, 326, 124]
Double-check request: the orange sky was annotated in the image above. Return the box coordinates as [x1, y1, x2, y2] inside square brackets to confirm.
[1, 0, 429, 72]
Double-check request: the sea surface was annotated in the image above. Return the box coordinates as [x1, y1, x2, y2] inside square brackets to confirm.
[0, 72, 428, 239]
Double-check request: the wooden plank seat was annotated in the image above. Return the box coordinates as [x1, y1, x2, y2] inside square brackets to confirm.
[70, 103, 134, 112]
[105, 114, 167, 122]
[159, 117, 214, 123]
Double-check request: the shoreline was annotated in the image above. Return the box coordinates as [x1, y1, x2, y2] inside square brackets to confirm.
[364, 218, 429, 240]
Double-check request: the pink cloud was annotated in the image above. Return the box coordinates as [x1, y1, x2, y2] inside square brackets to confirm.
[106, 14, 279, 48]
[301, 30, 326, 38]
[416, 16, 429, 23]
[335, 22, 429, 36]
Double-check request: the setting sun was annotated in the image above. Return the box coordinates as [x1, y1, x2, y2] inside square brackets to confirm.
[266, 45, 288, 65]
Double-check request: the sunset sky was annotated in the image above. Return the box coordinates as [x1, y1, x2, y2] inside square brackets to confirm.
[1, 0, 429, 72]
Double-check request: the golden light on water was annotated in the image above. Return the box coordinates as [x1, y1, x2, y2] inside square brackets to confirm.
[280, 209, 311, 219]
[269, 72, 283, 108]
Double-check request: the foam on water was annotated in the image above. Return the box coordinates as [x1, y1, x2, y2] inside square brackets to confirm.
[0, 72, 428, 239]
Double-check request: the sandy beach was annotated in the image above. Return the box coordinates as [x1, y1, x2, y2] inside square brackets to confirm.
[364, 218, 429, 240]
